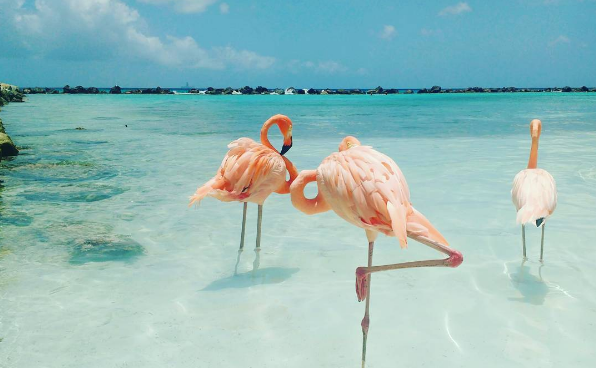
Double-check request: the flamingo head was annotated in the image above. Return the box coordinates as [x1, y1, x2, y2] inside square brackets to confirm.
[339, 136, 361, 151]
[271, 114, 293, 155]
[530, 119, 542, 139]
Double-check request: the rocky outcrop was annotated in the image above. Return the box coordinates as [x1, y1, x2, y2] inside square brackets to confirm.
[0, 132, 19, 157]
[0, 117, 19, 157]
[255, 86, 268, 94]
[125, 87, 173, 95]
[0, 84, 23, 158]
[239, 86, 254, 94]
[12, 84, 596, 96]
[63, 85, 106, 94]
[23, 87, 59, 94]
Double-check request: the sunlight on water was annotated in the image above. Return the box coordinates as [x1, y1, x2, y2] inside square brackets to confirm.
[1, 94, 595, 367]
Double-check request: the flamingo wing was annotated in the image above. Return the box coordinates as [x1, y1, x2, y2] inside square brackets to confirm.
[317, 145, 411, 247]
[190, 138, 286, 205]
[512, 168, 557, 225]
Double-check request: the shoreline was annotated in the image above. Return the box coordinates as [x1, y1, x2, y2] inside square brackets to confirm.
[20, 84, 596, 96]
[0, 83, 23, 159]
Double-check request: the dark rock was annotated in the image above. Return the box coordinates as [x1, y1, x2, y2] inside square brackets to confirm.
[223, 87, 234, 95]
[307, 88, 319, 95]
[562, 86, 572, 92]
[239, 86, 254, 94]
[580, 86, 589, 92]
[75, 127, 86, 130]
[417, 88, 429, 94]
[350, 89, 363, 94]
[110, 85, 122, 94]
[295, 88, 305, 94]
[274, 88, 285, 95]
[385, 89, 399, 94]
[0, 132, 19, 157]
[255, 86, 268, 94]
[430, 85, 441, 93]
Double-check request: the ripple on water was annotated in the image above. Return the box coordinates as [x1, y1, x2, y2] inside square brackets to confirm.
[9, 161, 118, 183]
[0, 210, 34, 227]
[20, 183, 126, 203]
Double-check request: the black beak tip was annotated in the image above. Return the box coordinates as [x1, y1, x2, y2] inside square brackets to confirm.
[280, 144, 292, 156]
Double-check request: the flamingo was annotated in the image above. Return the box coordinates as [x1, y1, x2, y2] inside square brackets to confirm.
[511, 119, 557, 261]
[289, 136, 462, 367]
[189, 114, 298, 268]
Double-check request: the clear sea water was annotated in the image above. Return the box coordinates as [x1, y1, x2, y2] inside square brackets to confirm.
[1, 93, 596, 367]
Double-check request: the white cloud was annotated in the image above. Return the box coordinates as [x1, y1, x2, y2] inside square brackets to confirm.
[138, 0, 218, 14]
[379, 25, 396, 40]
[219, 2, 229, 14]
[287, 60, 349, 74]
[439, 2, 472, 16]
[356, 68, 368, 76]
[549, 35, 571, 47]
[1, 0, 274, 70]
[213, 47, 275, 69]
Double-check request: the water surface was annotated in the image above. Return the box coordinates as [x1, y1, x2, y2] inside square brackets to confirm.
[1, 94, 595, 367]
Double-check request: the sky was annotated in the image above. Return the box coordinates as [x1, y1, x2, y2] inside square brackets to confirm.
[0, 0, 595, 88]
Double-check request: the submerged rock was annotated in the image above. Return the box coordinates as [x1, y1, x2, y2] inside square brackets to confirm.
[69, 236, 145, 264]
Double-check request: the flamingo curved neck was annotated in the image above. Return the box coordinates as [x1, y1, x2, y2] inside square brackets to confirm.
[290, 170, 331, 215]
[260, 117, 281, 153]
[276, 156, 299, 194]
[527, 137, 539, 169]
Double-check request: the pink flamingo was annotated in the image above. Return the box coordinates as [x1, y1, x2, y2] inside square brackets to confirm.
[512, 119, 557, 261]
[290, 136, 462, 367]
[190, 114, 298, 268]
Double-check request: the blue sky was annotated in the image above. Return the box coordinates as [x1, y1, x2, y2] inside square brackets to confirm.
[1, 0, 595, 88]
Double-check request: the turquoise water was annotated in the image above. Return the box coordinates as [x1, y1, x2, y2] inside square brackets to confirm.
[1, 94, 596, 367]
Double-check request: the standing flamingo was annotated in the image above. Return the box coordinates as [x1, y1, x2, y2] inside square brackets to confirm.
[190, 114, 298, 269]
[511, 119, 557, 261]
[290, 136, 462, 367]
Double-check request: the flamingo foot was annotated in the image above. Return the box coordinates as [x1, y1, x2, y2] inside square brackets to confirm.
[447, 250, 464, 268]
[356, 267, 369, 302]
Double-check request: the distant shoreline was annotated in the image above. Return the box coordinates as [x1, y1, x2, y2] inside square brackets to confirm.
[20, 85, 596, 96]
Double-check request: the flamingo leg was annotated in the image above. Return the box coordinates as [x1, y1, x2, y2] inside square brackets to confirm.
[234, 202, 248, 275]
[253, 204, 263, 270]
[540, 224, 545, 262]
[361, 241, 374, 368]
[239, 202, 248, 250]
[355, 235, 463, 302]
[522, 225, 527, 259]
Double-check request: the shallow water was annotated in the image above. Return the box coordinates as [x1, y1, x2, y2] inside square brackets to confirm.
[1, 94, 596, 367]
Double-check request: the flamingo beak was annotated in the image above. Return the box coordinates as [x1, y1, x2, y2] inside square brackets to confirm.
[280, 137, 292, 156]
